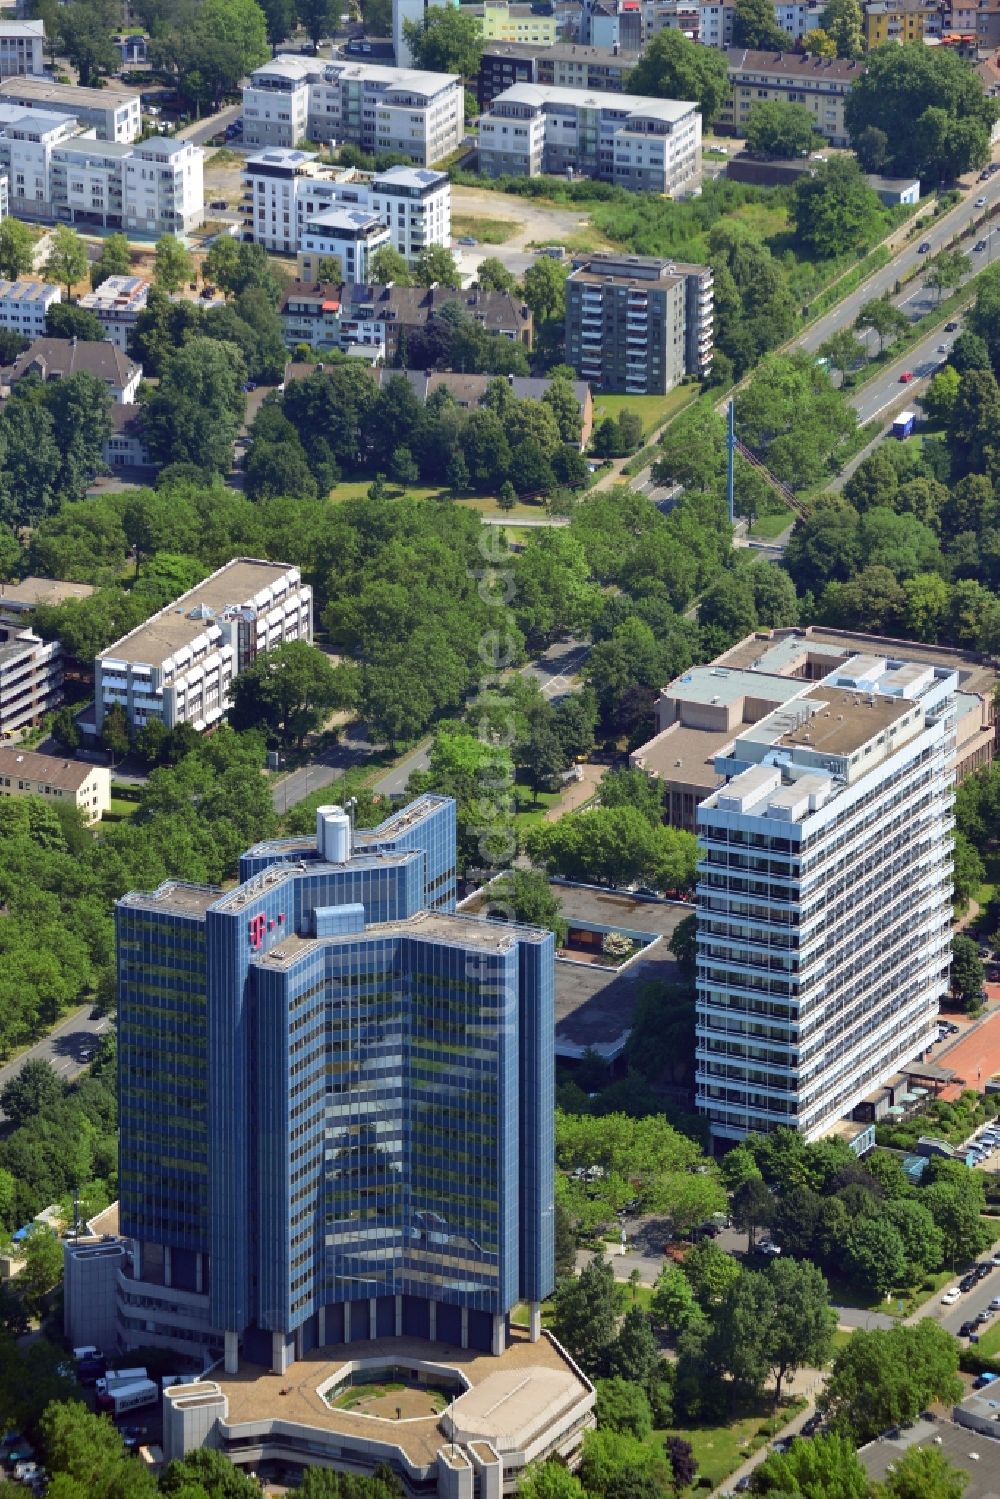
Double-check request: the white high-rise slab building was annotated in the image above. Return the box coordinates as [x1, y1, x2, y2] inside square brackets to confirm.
[695, 653, 956, 1145]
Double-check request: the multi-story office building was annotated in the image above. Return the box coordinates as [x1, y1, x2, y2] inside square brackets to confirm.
[0, 746, 110, 823]
[112, 793, 554, 1374]
[95, 558, 312, 735]
[0, 106, 204, 234]
[0, 625, 62, 735]
[633, 628, 999, 832]
[720, 48, 861, 146]
[79, 275, 150, 350]
[0, 76, 141, 142]
[565, 252, 713, 394]
[241, 149, 450, 264]
[0, 21, 45, 77]
[0, 278, 60, 339]
[279, 278, 533, 357]
[243, 56, 464, 167]
[477, 41, 640, 109]
[6, 337, 141, 402]
[695, 653, 956, 1145]
[479, 83, 702, 195]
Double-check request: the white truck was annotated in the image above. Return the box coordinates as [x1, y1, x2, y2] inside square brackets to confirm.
[98, 1379, 159, 1417]
[95, 1367, 146, 1400]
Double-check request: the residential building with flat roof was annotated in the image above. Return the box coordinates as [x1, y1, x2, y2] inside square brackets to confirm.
[695, 653, 956, 1144]
[110, 794, 555, 1411]
[478, 0, 559, 41]
[298, 205, 390, 283]
[243, 56, 464, 166]
[0, 746, 109, 822]
[479, 82, 702, 195]
[0, 278, 60, 339]
[566, 252, 713, 393]
[94, 558, 312, 734]
[721, 48, 861, 145]
[477, 40, 641, 108]
[0, 576, 93, 619]
[123, 136, 204, 235]
[0, 625, 62, 735]
[79, 275, 150, 350]
[0, 21, 45, 77]
[5, 337, 141, 403]
[0, 76, 141, 141]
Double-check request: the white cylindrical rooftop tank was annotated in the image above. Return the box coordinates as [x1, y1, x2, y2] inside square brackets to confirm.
[316, 804, 351, 863]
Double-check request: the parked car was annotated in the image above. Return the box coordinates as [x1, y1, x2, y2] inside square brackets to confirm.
[457, 236, 477, 246]
[975, 240, 988, 253]
[942, 1286, 962, 1304]
[976, 196, 988, 207]
[960, 1320, 977, 1336]
[899, 371, 914, 383]
[757, 1240, 782, 1256]
[960, 1275, 977, 1291]
[945, 321, 959, 331]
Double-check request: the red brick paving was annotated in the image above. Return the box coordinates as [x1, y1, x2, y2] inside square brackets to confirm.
[934, 1004, 1000, 1098]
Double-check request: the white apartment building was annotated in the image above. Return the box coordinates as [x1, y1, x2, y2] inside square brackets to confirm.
[79, 275, 150, 350]
[0, 21, 45, 78]
[0, 108, 204, 234]
[241, 148, 450, 263]
[95, 559, 313, 735]
[479, 82, 702, 195]
[6, 337, 142, 403]
[0, 278, 60, 339]
[298, 205, 390, 281]
[124, 137, 204, 235]
[0, 625, 62, 735]
[0, 746, 109, 823]
[243, 55, 464, 167]
[695, 654, 956, 1145]
[0, 77, 141, 142]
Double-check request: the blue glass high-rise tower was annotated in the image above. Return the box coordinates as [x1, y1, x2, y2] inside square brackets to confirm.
[115, 795, 554, 1374]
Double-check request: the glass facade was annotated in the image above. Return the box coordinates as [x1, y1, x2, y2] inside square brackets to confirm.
[116, 795, 553, 1365]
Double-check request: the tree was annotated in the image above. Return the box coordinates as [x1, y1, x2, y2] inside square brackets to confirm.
[523, 257, 569, 325]
[413, 244, 461, 289]
[550, 1252, 626, 1375]
[856, 297, 910, 356]
[595, 1377, 653, 1440]
[230, 639, 349, 747]
[949, 367, 1000, 478]
[844, 43, 996, 182]
[475, 257, 519, 294]
[100, 702, 130, 766]
[682, 1238, 742, 1308]
[950, 329, 992, 377]
[403, 5, 483, 76]
[142, 336, 247, 474]
[607, 1306, 660, 1385]
[794, 158, 884, 258]
[819, 0, 864, 55]
[650, 1264, 699, 1335]
[90, 232, 131, 290]
[50, 705, 81, 752]
[747, 100, 819, 158]
[855, 124, 890, 172]
[626, 29, 729, 125]
[733, 0, 793, 48]
[667, 1437, 697, 1494]
[0, 1058, 64, 1127]
[732, 1177, 774, 1251]
[923, 364, 961, 427]
[0, 219, 36, 283]
[952, 932, 985, 1007]
[369, 244, 410, 287]
[879, 1444, 968, 1499]
[154, 235, 195, 294]
[750, 1432, 869, 1497]
[821, 1321, 962, 1445]
[517, 1463, 586, 1499]
[44, 302, 103, 342]
[927, 247, 971, 302]
[763, 1257, 836, 1405]
[819, 328, 864, 385]
[802, 27, 838, 56]
[23, 1226, 63, 1303]
[43, 225, 88, 300]
[843, 1214, 908, 1297]
[58, 0, 120, 85]
[579, 1430, 672, 1499]
[485, 869, 566, 944]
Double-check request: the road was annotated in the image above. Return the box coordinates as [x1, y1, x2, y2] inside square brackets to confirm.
[0, 1005, 113, 1120]
[176, 103, 242, 147]
[271, 724, 376, 811]
[796, 171, 1000, 356]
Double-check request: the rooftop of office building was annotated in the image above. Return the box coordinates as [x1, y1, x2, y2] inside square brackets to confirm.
[766, 682, 912, 757]
[252, 908, 548, 969]
[97, 558, 302, 669]
[0, 576, 93, 609]
[204, 1329, 591, 1468]
[0, 76, 139, 108]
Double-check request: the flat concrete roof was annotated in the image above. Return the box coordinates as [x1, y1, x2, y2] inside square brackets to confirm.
[118, 881, 221, 918]
[0, 575, 93, 608]
[214, 1330, 589, 1468]
[631, 721, 733, 789]
[860, 1416, 1000, 1498]
[253, 908, 549, 971]
[718, 627, 998, 699]
[97, 558, 300, 669]
[0, 76, 139, 110]
[489, 80, 697, 117]
[773, 684, 912, 756]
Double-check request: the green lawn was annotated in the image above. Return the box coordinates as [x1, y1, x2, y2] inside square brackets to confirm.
[513, 783, 563, 833]
[976, 1321, 1000, 1359]
[328, 478, 547, 519]
[654, 1399, 807, 1492]
[102, 797, 138, 823]
[593, 384, 698, 438]
[452, 213, 521, 245]
[749, 507, 796, 541]
[828, 1329, 854, 1359]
